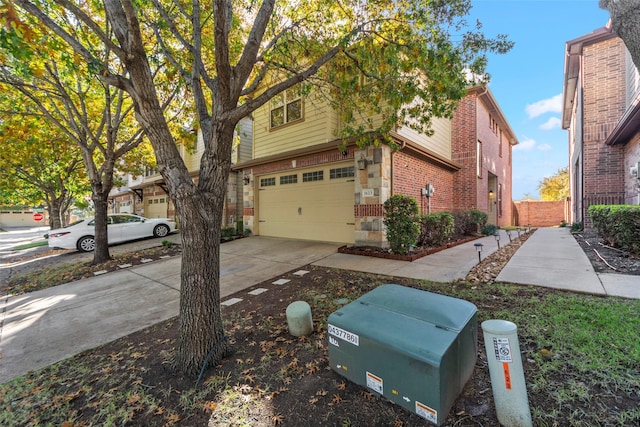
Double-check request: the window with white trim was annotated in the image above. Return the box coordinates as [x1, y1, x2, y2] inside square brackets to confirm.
[270, 86, 302, 128]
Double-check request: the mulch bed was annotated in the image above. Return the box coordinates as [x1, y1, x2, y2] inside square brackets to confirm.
[337, 235, 482, 261]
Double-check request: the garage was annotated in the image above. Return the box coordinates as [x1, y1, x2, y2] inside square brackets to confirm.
[145, 196, 168, 218]
[257, 162, 355, 243]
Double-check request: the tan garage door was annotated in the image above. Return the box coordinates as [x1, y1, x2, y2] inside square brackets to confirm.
[257, 163, 355, 243]
[145, 196, 168, 218]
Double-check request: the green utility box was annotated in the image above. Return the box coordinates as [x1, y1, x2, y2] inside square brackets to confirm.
[328, 284, 477, 426]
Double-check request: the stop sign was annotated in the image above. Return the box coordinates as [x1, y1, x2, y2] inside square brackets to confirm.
[33, 212, 44, 221]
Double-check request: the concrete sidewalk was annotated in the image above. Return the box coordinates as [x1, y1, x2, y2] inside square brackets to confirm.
[497, 227, 640, 299]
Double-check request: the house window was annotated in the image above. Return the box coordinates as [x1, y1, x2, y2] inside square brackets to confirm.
[260, 177, 276, 187]
[489, 115, 499, 134]
[330, 167, 355, 179]
[499, 130, 503, 158]
[144, 166, 159, 177]
[498, 183, 503, 217]
[270, 85, 302, 128]
[302, 170, 323, 182]
[280, 174, 298, 185]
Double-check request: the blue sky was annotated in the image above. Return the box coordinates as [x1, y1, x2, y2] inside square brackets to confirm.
[467, 0, 611, 199]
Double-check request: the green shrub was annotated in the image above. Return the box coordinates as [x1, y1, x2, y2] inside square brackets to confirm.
[221, 227, 236, 240]
[452, 209, 488, 235]
[571, 221, 583, 232]
[383, 194, 419, 255]
[417, 213, 454, 247]
[470, 209, 488, 229]
[236, 220, 244, 235]
[481, 224, 499, 236]
[588, 205, 640, 254]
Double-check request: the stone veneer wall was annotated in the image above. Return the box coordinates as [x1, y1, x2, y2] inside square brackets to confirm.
[354, 146, 391, 247]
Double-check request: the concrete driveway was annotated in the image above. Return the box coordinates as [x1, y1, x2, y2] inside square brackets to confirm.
[0, 236, 341, 383]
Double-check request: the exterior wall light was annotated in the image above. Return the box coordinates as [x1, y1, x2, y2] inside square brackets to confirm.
[474, 242, 484, 263]
[357, 154, 368, 170]
[488, 190, 495, 200]
[243, 175, 251, 185]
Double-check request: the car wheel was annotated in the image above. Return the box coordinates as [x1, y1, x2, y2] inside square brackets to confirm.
[153, 224, 170, 237]
[77, 236, 96, 252]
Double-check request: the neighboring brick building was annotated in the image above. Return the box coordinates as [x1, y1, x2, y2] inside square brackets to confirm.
[562, 22, 640, 226]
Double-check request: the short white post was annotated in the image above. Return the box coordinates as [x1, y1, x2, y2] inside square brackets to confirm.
[286, 301, 313, 337]
[481, 319, 533, 427]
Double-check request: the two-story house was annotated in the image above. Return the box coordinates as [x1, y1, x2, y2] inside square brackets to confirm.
[109, 117, 253, 228]
[235, 84, 517, 247]
[562, 21, 640, 226]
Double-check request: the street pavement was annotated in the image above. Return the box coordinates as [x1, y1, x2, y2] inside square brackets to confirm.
[1, 227, 638, 383]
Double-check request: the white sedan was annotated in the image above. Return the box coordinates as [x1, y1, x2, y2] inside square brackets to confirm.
[47, 213, 177, 252]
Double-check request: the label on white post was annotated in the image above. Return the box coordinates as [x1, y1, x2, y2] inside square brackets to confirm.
[493, 337, 513, 362]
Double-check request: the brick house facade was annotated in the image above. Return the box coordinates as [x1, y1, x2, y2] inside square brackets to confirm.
[562, 22, 640, 226]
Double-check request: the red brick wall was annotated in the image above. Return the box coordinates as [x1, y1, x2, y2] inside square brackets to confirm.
[451, 92, 514, 227]
[391, 150, 455, 214]
[582, 38, 626, 205]
[452, 94, 478, 210]
[513, 201, 568, 227]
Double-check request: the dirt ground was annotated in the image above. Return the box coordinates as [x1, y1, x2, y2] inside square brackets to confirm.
[572, 230, 640, 275]
[2, 230, 639, 426]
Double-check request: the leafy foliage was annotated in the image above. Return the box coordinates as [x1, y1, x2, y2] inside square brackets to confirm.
[452, 209, 488, 235]
[417, 212, 454, 247]
[538, 167, 569, 201]
[383, 194, 419, 254]
[588, 204, 640, 254]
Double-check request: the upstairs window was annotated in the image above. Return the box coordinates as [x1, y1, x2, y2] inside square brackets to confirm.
[270, 85, 302, 128]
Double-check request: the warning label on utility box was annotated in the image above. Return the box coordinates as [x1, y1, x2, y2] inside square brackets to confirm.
[366, 371, 383, 394]
[492, 337, 513, 362]
[415, 401, 438, 423]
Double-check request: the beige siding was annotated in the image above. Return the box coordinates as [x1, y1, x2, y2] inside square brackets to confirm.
[396, 117, 451, 159]
[253, 94, 339, 158]
[236, 117, 253, 163]
[181, 132, 204, 172]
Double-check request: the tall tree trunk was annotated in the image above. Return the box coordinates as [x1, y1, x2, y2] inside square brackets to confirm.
[92, 191, 111, 263]
[46, 189, 67, 230]
[173, 193, 229, 374]
[170, 124, 235, 374]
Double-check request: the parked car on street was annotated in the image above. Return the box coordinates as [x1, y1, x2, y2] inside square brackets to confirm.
[47, 213, 177, 252]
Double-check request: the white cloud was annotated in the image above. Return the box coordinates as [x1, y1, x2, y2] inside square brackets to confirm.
[514, 137, 536, 151]
[525, 94, 562, 119]
[537, 143, 552, 151]
[539, 117, 561, 130]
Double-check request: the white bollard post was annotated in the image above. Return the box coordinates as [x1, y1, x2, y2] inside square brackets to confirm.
[286, 301, 313, 337]
[481, 319, 533, 427]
